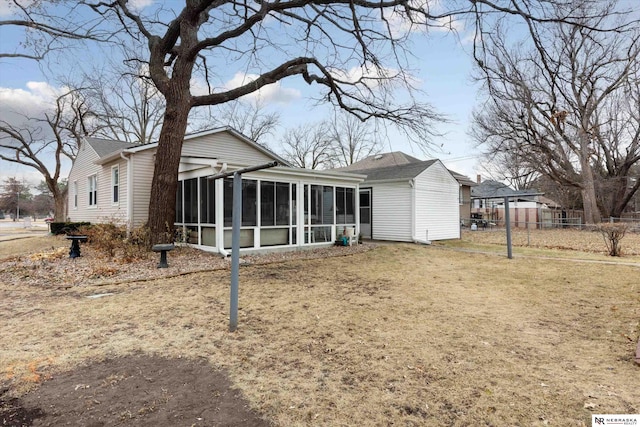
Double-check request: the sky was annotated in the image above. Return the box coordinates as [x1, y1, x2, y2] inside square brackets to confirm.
[0, 1, 485, 190]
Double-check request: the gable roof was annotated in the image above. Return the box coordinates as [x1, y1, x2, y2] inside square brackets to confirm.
[91, 127, 290, 166]
[85, 137, 138, 159]
[471, 180, 542, 198]
[346, 159, 439, 183]
[335, 151, 422, 171]
[448, 170, 477, 187]
[336, 151, 475, 187]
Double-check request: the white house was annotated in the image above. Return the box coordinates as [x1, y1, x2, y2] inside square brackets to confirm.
[67, 127, 364, 254]
[336, 155, 461, 242]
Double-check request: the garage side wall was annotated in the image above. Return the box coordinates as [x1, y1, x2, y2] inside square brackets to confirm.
[414, 162, 461, 241]
[370, 183, 413, 241]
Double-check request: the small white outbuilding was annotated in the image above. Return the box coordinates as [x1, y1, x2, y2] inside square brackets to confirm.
[348, 159, 461, 242]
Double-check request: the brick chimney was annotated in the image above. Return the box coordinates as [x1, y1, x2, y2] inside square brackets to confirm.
[476, 174, 481, 184]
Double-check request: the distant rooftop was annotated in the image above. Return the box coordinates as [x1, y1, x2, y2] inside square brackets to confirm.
[471, 180, 542, 198]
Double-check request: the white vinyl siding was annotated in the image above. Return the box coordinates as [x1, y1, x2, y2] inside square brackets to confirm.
[370, 183, 412, 241]
[67, 141, 129, 223]
[414, 162, 460, 241]
[182, 132, 273, 164]
[67, 141, 99, 222]
[130, 150, 155, 226]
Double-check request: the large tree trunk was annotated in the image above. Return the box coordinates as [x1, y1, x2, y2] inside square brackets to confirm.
[48, 177, 67, 222]
[53, 190, 66, 222]
[579, 135, 601, 224]
[148, 99, 191, 246]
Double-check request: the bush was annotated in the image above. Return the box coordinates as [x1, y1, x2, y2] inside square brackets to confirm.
[79, 223, 126, 258]
[76, 222, 152, 262]
[121, 225, 151, 262]
[49, 222, 91, 235]
[595, 223, 629, 256]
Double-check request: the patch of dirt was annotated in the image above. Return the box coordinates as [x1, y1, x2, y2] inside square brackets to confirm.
[1, 355, 270, 427]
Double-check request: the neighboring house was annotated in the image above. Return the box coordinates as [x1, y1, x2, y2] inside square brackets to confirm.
[470, 179, 564, 228]
[336, 152, 472, 241]
[335, 153, 461, 241]
[67, 127, 364, 254]
[449, 170, 477, 221]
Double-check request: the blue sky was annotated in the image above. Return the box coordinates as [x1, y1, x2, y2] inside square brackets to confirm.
[0, 1, 484, 189]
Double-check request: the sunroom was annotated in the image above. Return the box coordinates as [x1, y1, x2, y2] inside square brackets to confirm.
[174, 165, 364, 254]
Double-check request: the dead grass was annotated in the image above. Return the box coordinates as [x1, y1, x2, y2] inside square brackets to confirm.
[1, 236, 639, 426]
[455, 228, 640, 259]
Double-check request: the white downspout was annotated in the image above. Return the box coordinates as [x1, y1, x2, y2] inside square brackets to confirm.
[120, 152, 133, 230]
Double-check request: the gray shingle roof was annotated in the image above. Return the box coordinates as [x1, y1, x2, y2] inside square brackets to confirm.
[471, 180, 541, 198]
[347, 159, 438, 182]
[85, 138, 138, 159]
[448, 170, 476, 187]
[335, 151, 422, 171]
[335, 151, 475, 187]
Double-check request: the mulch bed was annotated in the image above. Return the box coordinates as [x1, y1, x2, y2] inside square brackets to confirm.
[1, 355, 271, 427]
[0, 239, 375, 289]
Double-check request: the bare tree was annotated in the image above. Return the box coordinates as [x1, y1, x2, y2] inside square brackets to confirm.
[280, 122, 333, 169]
[328, 114, 381, 167]
[4, 1, 620, 242]
[0, 90, 91, 220]
[0, 0, 112, 61]
[473, 1, 640, 223]
[83, 1, 447, 243]
[204, 98, 280, 145]
[480, 150, 539, 191]
[86, 70, 165, 145]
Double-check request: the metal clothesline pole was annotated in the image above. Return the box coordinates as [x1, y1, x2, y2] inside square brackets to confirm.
[208, 161, 278, 332]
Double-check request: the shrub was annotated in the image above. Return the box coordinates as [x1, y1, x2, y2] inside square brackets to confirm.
[49, 222, 91, 235]
[121, 225, 151, 262]
[79, 223, 126, 258]
[595, 223, 629, 256]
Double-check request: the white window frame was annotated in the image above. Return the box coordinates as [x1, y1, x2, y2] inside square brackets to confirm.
[111, 165, 120, 205]
[88, 174, 97, 208]
[73, 180, 78, 209]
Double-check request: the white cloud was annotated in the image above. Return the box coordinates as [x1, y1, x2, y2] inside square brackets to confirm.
[0, 0, 39, 17]
[0, 82, 72, 187]
[0, 81, 65, 129]
[128, 0, 153, 11]
[385, 0, 465, 38]
[0, 0, 18, 17]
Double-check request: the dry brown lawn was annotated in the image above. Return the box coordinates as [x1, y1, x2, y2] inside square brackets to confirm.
[458, 227, 640, 259]
[1, 232, 639, 426]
